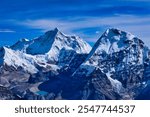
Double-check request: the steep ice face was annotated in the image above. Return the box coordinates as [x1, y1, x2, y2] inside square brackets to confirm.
[26, 28, 58, 55]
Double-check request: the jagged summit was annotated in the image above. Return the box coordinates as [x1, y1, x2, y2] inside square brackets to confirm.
[73, 28, 149, 78]
[91, 28, 136, 53]
[44, 28, 60, 39]
[86, 28, 148, 62]
[44, 28, 68, 40]
[54, 27, 59, 32]
[101, 28, 145, 47]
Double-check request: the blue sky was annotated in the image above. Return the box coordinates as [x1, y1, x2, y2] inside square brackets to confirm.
[0, 0, 150, 46]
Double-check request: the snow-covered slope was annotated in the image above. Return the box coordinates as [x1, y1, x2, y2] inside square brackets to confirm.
[86, 28, 149, 66]
[0, 47, 38, 73]
[74, 28, 149, 76]
[0, 28, 91, 74]
[72, 28, 150, 99]
[11, 28, 91, 60]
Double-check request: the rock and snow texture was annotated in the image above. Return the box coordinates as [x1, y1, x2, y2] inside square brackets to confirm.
[74, 28, 149, 76]
[86, 28, 149, 66]
[0, 28, 150, 100]
[73, 28, 150, 99]
[0, 47, 38, 73]
[11, 28, 91, 55]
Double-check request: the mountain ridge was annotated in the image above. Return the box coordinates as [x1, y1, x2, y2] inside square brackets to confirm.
[0, 28, 91, 74]
[0, 28, 150, 100]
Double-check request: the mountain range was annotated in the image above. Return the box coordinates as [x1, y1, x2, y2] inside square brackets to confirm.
[0, 28, 150, 100]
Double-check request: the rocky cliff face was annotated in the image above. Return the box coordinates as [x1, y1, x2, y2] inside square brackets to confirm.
[72, 28, 150, 99]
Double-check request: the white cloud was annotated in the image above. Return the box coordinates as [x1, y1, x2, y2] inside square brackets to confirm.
[0, 29, 15, 33]
[16, 15, 150, 46]
[18, 15, 150, 31]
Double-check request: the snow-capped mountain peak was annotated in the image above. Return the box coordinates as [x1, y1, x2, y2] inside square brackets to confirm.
[88, 28, 136, 56]
[14, 28, 92, 56]
[73, 28, 150, 88]
[0, 28, 91, 74]
[84, 28, 148, 66]
[71, 28, 150, 99]
[0, 27, 150, 100]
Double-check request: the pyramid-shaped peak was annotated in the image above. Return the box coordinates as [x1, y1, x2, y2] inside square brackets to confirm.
[54, 27, 59, 32]
[45, 28, 62, 36]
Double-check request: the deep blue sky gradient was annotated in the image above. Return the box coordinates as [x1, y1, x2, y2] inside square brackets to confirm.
[0, 0, 150, 46]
